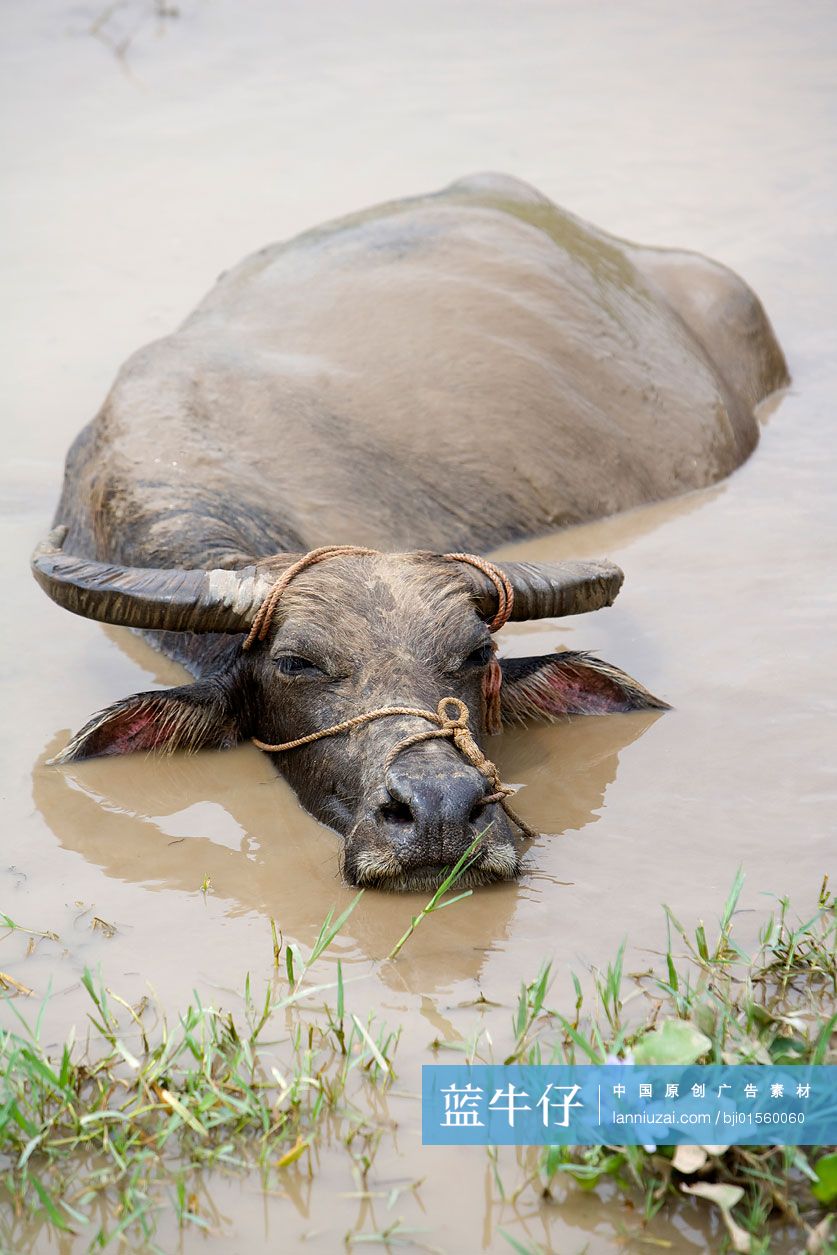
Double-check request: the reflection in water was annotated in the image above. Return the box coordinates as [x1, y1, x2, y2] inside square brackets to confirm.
[483, 1153, 714, 1254]
[496, 711, 661, 834]
[32, 710, 658, 990]
[8, 0, 834, 1246]
[99, 621, 192, 687]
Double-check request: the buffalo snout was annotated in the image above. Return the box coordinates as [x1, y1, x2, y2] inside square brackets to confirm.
[382, 758, 491, 864]
[342, 746, 520, 891]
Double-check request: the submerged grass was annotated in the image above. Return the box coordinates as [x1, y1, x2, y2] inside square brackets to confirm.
[486, 872, 837, 1254]
[2, 866, 835, 1251]
[0, 891, 403, 1249]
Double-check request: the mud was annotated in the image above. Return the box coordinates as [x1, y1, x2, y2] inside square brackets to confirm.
[1, 1, 835, 1251]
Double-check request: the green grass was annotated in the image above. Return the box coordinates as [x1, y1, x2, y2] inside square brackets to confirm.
[2, 869, 835, 1252]
[486, 872, 837, 1254]
[0, 849, 481, 1250]
[0, 892, 402, 1249]
[387, 830, 483, 960]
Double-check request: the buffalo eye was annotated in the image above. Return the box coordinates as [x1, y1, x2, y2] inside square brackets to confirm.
[460, 642, 493, 670]
[275, 654, 324, 676]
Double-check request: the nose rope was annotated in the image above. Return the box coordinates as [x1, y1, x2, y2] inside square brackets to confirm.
[252, 697, 538, 840]
[246, 545, 534, 839]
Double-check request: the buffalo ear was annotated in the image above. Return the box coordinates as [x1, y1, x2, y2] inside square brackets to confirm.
[499, 650, 669, 723]
[52, 676, 242, 764]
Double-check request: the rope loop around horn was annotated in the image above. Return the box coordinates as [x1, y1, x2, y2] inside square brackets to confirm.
[442, 552, 514, 631]
[242, 545, 515, 648]
[242, 544, 379, 650]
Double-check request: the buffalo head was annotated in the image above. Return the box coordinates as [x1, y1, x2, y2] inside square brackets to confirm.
[32, 530, 666, 890]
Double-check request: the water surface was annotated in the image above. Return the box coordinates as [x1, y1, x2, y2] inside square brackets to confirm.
[1, 2, 835, 1250]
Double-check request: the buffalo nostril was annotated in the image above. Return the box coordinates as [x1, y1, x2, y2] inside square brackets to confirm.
[385, 769, 492, 833]
[469, 799, 488, 825]
[379, 799, 414, 826]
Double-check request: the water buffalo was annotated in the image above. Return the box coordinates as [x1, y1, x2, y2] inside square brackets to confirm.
[32, 173, 787, 889]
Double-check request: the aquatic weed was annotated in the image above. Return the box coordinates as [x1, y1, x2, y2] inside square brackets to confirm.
[0, 892, 399, 1247]
[490, 873, 836, 1251]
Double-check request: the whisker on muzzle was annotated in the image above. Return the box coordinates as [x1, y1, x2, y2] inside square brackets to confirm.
[345, 834, 519, 892]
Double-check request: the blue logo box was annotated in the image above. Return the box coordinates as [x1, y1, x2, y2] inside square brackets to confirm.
[421, 1064, 837, 1146]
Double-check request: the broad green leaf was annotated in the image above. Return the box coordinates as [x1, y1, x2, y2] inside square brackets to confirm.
[632, 1019, 711, 1065]
[812, 1152, 837, 1205]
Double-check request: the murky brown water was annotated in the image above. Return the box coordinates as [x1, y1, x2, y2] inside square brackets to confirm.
[2, 1, 836, 1251]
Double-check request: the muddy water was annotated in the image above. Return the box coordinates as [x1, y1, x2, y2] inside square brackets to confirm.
[2, 1, 836, 1251]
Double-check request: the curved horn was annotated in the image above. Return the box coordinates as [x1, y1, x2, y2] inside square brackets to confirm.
[31, 527, 278, 634]
[453, 557, 624, 621]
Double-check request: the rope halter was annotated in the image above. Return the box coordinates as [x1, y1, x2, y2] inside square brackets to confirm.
[253, 696, 538, 840]
[246, 546, 536, 840]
